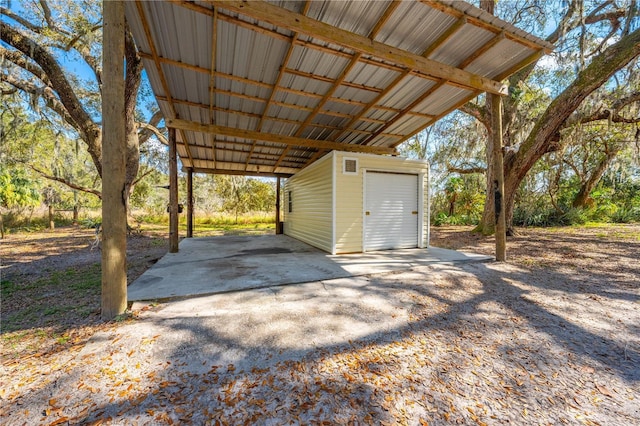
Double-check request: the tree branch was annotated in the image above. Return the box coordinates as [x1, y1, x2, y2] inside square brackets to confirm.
[447, 163, 487, 174]
[1, 21, 98, 143]
[0, 46, 51, 86]
[459, 102, 487, 124]
[578, 110, 640, 125]
[564, 92, 640, 126]
[510, 1, 627, 85]
[30, 165, 102, 199]
[61, 24, 103, 86]
[132, 168, 155, 187]
[512, 27, 640, 181]
[1, 73, 75, 129]
[138, 121, 168, 145]
[0, 7, 43, 33]
[612, 91, 640, 111]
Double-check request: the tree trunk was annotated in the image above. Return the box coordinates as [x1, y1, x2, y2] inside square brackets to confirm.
[48, 205, 55, 230]
[477, 27, 640, 234]
[447, 194, 457, 216]
[572, 148, 620, 208]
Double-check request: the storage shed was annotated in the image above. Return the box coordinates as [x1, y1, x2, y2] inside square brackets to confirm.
[284, 151, 429, 254]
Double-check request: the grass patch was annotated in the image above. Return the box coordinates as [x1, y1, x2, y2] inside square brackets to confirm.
[1, 280, 19, 298]
[1, 263, 102, 336]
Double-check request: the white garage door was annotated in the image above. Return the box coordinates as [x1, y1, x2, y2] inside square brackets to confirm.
[365, 172, 419, 251]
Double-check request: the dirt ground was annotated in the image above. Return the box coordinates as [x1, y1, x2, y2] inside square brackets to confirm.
[1, 224, 639, 425]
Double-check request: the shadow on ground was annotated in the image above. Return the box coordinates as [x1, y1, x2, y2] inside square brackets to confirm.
[7, 251, 638, 424]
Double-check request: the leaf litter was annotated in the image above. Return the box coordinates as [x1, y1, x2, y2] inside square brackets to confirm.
[1, 225, 639, 425]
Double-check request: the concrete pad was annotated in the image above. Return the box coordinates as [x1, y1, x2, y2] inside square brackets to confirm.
[127, 234, 491, 301]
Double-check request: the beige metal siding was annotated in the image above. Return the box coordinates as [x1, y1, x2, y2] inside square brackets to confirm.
[334, 152, 429, 254]
[422, 172, 430, 247]
[283, 154, 333, 252]
[335, 156, 363, 253]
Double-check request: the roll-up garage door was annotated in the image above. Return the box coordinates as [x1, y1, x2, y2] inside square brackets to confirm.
[364, 172, 418, 251]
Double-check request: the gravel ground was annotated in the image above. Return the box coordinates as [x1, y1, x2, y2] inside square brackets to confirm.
[1, 225, 639, 425]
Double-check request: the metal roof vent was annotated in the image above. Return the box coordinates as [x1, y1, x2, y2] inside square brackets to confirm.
[343, 158, 358, 175]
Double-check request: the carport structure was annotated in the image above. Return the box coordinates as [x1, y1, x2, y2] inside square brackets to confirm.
[101, 1, 552, 317]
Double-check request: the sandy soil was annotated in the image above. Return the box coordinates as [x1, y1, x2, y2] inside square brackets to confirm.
[1, 224, 638, 425]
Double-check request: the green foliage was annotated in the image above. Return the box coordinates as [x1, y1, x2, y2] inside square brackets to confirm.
[0, 168, 41, 209]
[215, 176, 275, 223]
[431, 174, 485, 226]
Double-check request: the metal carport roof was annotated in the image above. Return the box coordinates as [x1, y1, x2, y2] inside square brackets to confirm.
[124, 0, 553, 177]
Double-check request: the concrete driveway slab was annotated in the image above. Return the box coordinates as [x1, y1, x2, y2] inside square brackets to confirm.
[127, 235, 491, 301]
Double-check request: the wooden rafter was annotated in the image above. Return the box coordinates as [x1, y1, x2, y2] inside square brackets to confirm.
[391, 89, 482, 149]
[130, 0, 552, 177]
[209, 6, 218, 168]
[190, 167, 293, 178]
[274, 0, 401, 170]
[272, 53, 363, 170]
[156, 96, 409, 135]
[207, 0, 507, 95]
[134, 1, 194, 164]
[457, 31, 505, 70]
[245, 1, 309, 170]
[421, 16, 467, 58]
[166, 119, 396, 155]
[327, 14, 467, 149]
[361, 80, 448, 146]
[420, 0, 553, 53]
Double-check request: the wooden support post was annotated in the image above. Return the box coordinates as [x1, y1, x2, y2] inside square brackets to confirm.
[169, 128, 179, 252]
[187, 168, 193, 238]
[73, 204, 79, 225]
[48, 205, 55, 230]
[101, 0, 127, 320]
[275, 177, 282, 234]
[491, 93, 507, 261]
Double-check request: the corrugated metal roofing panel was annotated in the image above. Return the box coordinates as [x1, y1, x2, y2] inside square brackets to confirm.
[289, 47, 350, 78]
[429, 25, 496, 67]
[465, 39, 538, 78]
[346, 63, 400, 91]
[261, 120, 299, 136]
[377, 76, 436, 110]
[125, 0, 553, 176]
[440, 0, 553, 50]
[365, 109, 397, 123]
[375, 2, 456, 54]
[384, 115, 430, 136]
[306, 0, 390, 37]
[414, 86, 474, 116]
[332, 86, 376, 105]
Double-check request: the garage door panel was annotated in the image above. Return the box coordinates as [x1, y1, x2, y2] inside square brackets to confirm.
[365, 172, 418, 251]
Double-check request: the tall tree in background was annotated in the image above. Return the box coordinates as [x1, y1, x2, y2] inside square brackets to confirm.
[1, 0, 163, 211]
[463, 0, 640, 234]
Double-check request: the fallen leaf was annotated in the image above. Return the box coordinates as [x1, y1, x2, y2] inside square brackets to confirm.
[595, 384, 614, 398]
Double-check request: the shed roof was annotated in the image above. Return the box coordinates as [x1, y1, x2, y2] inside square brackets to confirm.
[125, 0, 552, 177]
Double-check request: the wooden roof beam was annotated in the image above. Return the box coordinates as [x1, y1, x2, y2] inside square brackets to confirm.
[272, 0, 401, 171]
[189, 167, 293, 178]
[245, 1, 311, 170]
[166, 119, 396, 155]
[361, 80, 448, 146]
[420, 0, 554, 53]
[457, 31, 505, 70]
[421, 16, 467, 58]
[135, 0, 195, 164]
[208, 0, 507, 96]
